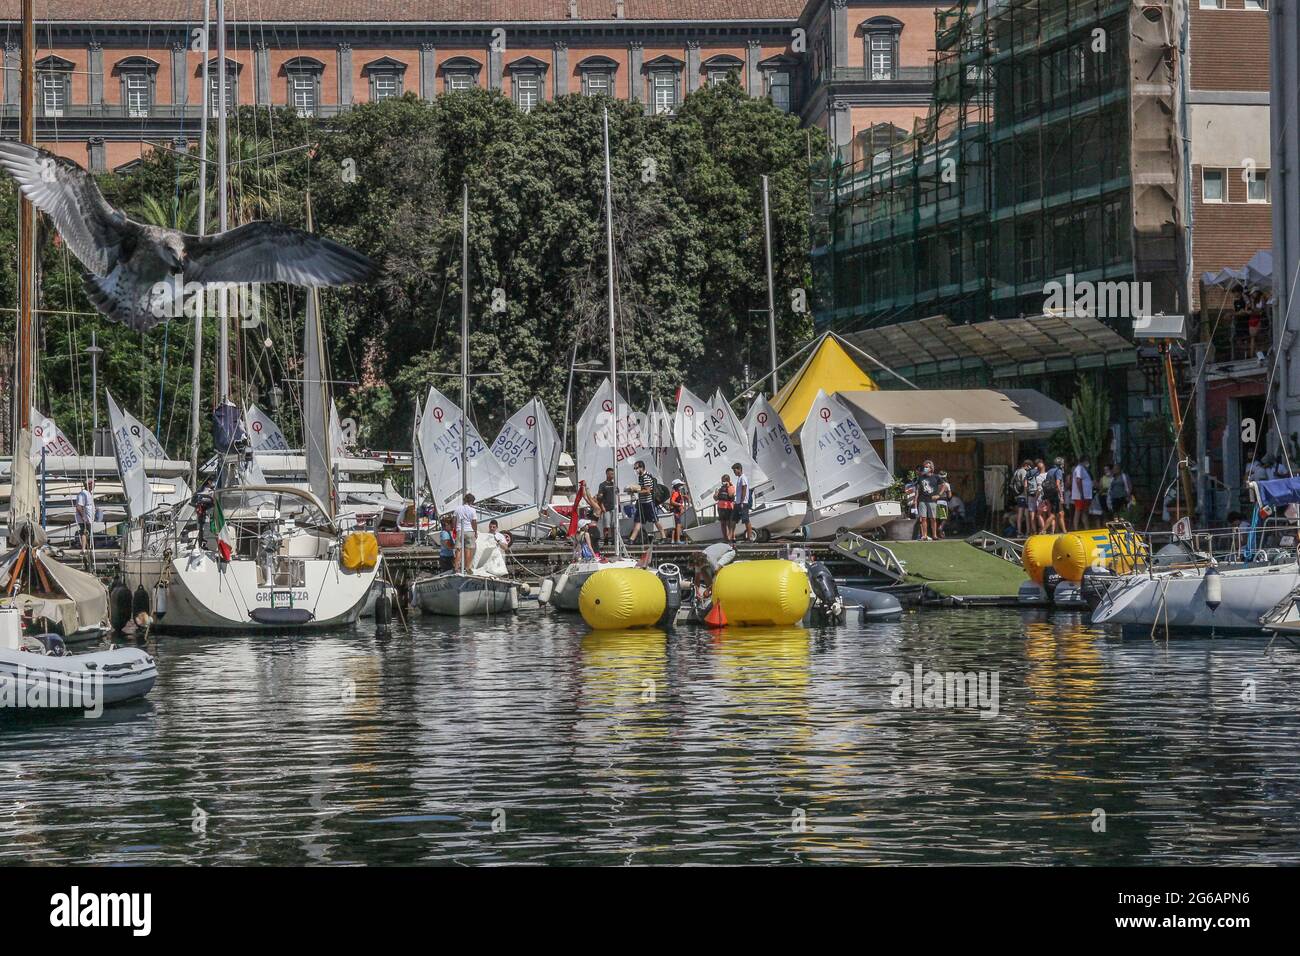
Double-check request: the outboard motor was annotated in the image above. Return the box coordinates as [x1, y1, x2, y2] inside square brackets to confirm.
[109, 579, 133, 633]
[1042, 568, 1063, 606]
[1080, 566, 1117, 613]
[655, 563, 682, 631]
[806, 561, 843, 624]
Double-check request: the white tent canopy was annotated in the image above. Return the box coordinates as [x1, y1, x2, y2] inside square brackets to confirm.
[839, 388, 1070, 440]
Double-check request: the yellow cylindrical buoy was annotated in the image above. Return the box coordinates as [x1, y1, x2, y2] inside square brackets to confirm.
[580, 567, 666, 631]
[341, 531, 380, 571]
[1051, 530, 1112, 582]
[1052, 528, 1143, 580]
[711, 559, 811, 627]
[1022, 534, 1061, 584]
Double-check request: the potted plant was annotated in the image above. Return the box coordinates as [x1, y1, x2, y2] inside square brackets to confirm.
[881, 474, 917, 541]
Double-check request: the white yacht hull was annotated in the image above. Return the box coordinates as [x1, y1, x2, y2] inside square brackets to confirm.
[412, 572, 518, 616]
[122, 551, 379, 634]
[1090, 562, 1300, 635]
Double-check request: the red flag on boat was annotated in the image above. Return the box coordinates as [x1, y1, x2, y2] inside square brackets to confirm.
[568, 481, 586, 538]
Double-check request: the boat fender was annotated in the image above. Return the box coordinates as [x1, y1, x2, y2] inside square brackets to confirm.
[1204, 564, 1222, 612]
[131, 584, 151, 618]
[374, 585, 393, 631]
[109, 582, 133, 633]
[807, 562, 839, 606]
[537, 576, 555, 606]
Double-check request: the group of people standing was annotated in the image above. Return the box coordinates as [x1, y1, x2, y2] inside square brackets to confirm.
[906, 461, 964, 540]
[1010, 457, 1132, 536]
[577, 459, 758, 550]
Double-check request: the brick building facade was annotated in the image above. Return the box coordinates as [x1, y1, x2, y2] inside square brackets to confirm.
[0, 0, 941, 173]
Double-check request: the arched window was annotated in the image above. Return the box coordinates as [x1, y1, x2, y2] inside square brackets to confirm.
[113, 56, 159, 118]
[282, 56, 324, 117]
[701, 54, 743, 88]
[199, 56, 241, 117]
[36, 55, 74, 117]
[440, 56, 482, 94]
[363, 57, 407, 102]
[643, 54, 683, 114]
[859, 17, 903, 81]
[507, 56, 548, 111]
[577, 55, 618, 97]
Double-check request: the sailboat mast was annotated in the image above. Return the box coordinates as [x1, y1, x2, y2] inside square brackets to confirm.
[189, 0, 211, 486]
[762, 174, 778, 394]
[461, 181, 469, 566]
[603, 108, 622, 559]
[216, 0, 229, 402]
[15, 0, 34, 444]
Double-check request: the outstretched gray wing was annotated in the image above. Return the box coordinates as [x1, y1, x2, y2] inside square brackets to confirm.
[0, 140, 126, 275]
[183, 221, 375, 286]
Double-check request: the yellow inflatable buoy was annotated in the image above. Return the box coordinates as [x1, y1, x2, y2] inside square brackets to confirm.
[341, 531, 379, 571]
[711, 560, 810, 627]
[1022, 534, 1061, 584]
[580, 567, 666, 631]
[1052, 528, 1143, 581]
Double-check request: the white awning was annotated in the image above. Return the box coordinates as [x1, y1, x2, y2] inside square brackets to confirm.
[839, 388, 1070, 440]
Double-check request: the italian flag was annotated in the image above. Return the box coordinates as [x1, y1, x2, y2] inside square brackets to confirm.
[212, 497, 235, 561]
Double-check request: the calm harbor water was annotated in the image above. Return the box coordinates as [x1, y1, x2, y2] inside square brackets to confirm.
[3, 607, 1299, 865]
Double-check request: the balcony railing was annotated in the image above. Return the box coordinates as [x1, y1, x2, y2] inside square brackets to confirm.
[830, 65, 933, 84]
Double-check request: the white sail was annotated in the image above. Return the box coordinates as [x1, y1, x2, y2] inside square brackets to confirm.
[802, 389, 891, 510]
[303, 290, 334, 515]
[674, 385, 743, 506]
[244, 403, 291, 452]
[708, 388, 771, 502]
[106, 391, 153, 520]
[329, 402, 350, 458]
[646, 397, 684, 487]
[10, 427, 39, 533]
[744, 394, 808, 500]
[416, 385, 517, 512]
[28, 407, 77, 462]
[575, 377, 649, 494]
[491, 398, 560, 507]
[412, 399, 425, 506]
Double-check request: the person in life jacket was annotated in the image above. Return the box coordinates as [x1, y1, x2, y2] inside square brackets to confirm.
[714, 473, 736, 542]
[668, 479, 689, 543]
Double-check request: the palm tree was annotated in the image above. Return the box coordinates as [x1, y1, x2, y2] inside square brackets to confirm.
[177, 130, 294, 227]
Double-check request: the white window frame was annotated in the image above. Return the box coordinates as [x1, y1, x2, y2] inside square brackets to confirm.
[652, 71, 677, 114]
[584, 71, 611, 96]
[289, 73, 316, 117]
[1198, 0, 1224, 8]
[869, 34, 894, 80]
[1244, 0, 1267, 10]
[1246, 169, 1269, 203]
[40, 73, 65, 116]
[513, 71, 540, 111]
[707, 69, 737, 87]
[125, 72, 150, 117]
[371, 72, 400, 102]
[447, 71, 475, 92]
[1202, 167, 1226, 203]
[208, 71, 235, 118]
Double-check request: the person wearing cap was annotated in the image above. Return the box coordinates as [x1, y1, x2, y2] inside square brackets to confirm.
[668, 479, 690, 542]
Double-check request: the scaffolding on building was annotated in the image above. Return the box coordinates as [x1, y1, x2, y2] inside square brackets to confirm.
[812, 0, 1185, 340]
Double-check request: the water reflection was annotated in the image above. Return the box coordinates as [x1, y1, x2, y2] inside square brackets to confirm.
[2, 608, 1298, 864]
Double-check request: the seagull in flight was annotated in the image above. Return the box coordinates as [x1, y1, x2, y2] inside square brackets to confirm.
[0, 141, 375, 330]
